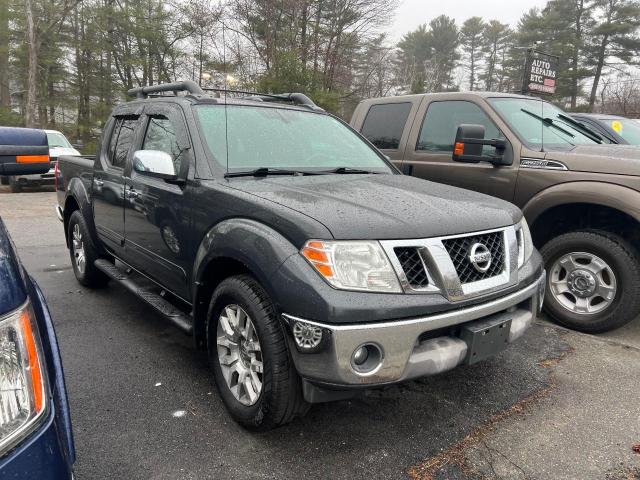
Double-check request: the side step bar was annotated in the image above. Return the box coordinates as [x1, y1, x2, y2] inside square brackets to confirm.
[95, 259, 193, 335]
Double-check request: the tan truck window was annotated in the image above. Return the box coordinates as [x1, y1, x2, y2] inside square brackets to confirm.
[417, 101, 501, 153]
[361, 103, 412, 150]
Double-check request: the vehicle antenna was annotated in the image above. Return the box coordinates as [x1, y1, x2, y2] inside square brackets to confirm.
[223, 22, 229, 177]
[540, 95, 545, 152]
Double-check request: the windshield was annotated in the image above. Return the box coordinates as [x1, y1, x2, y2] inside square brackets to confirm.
[46, 132, 73, 149]
[602, 118, 640, 145]
[194, 105, 393, 174]
[488, 98, 599, 151]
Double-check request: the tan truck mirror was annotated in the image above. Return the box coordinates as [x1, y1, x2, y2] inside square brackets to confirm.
[453, 124, 509, 166]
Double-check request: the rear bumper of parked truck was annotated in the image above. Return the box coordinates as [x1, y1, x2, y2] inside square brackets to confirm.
[282, 271, 545, 401]
[10, 165, 56, 186]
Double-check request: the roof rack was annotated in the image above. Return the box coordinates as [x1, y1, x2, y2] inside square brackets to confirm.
[201, 88, 323, 111]
[127, 80, 204, 99]
[126, 81, 323, 111]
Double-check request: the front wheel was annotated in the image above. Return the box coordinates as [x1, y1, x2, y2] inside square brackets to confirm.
[207, 275, 308, 430]
[541, 230, 640, 333]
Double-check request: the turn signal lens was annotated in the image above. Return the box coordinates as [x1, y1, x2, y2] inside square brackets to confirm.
[0, 302, 47, 454]
[301, 240, 401, 293]
[454, 142, 465, 156]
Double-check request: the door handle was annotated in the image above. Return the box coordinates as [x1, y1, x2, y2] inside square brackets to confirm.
[94, 179, 104, 187]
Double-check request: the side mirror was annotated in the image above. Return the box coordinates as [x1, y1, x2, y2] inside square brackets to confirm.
[452, 124, 508, 165]
[0, 127, 51, 176]
[132, 150, 178, 181]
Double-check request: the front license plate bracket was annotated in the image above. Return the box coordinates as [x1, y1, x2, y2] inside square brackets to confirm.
[460, 315, 512, 365]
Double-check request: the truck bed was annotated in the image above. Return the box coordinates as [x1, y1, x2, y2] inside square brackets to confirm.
[56, 155, 95, 201]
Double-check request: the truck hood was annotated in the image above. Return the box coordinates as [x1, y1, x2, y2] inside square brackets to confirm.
[228, 174, 521, 240]
[547, 145, 640, 176]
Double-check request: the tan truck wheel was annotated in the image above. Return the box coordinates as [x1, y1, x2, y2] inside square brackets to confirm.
[541, 230, 640, 333]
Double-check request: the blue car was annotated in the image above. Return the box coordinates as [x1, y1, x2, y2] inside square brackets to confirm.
[0, 127, 75, 478]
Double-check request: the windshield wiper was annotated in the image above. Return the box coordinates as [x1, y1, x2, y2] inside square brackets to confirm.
[224, 167, 320, 178]
[556, 114, 603, 144]
[321, 167, 379, 174]
[520, 108, 576, 139]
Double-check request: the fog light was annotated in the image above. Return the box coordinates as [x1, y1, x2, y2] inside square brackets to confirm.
[350, 343, 383, 375]
[293, 321, 323, 350]
[353, 346, 369, 365]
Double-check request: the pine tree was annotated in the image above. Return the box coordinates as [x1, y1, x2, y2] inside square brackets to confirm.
[460, 17, 485, 91]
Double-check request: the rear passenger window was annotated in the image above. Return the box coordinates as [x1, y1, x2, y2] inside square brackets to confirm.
[417, 101, 502, 153]
[360, 103, 412, 150]
[108, 116, 139, 168]
[106, 119, 120, 165]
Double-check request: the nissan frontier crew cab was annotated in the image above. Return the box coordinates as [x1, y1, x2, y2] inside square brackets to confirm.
[56, 81, 544, 430]
[352, 92, 640, 334]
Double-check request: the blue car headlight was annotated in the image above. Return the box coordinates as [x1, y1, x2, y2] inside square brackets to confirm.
[0, 301, 48, 455]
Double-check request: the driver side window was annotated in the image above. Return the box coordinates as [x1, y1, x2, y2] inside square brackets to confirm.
[417, 101, 503, 155]
[142, 115, 182, 172]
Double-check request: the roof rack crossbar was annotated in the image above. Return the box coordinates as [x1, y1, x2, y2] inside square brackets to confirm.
[127, 80, 204, 99]
[201, 88, 322, 110]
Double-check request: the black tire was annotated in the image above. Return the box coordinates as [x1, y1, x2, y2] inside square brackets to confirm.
[67, 210, 110, 288]
[0, 176, 8, 185]
[8, 177, 21, 193]
[207, 274, 308, 431]
[541, 230, 640, 333]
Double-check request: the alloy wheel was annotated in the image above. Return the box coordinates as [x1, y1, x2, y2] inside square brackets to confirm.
[72, 223, 86, 274]
[216, 304, 263, 406]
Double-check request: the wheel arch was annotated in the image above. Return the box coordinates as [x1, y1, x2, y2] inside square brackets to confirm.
[191, 218, 299, 349]
[523, 182, 640, 248]
[62, 177, 96, 248]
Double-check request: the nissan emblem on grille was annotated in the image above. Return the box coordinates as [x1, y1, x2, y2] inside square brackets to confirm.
[469, 243, 492, 273]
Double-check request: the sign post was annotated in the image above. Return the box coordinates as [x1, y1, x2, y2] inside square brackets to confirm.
[521, 49, 559, 95]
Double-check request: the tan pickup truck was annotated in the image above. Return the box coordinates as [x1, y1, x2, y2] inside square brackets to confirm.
[351, 92, 640, 333]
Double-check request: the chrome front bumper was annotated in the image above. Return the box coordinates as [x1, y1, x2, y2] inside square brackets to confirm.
[283, 271, 545, 387]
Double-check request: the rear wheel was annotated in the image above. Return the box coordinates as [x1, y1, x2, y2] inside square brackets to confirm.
[8, 177, 21, 193]
[67, 211, 110, 288]
[207, 274, 308, 430]
[541, 230, 640, 333]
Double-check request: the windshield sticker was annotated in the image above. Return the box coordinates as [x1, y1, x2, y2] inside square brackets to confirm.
[611, 120, 623, 133]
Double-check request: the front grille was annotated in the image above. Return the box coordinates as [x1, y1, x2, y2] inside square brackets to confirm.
[442, 231, 505, 284]
[394, 247, 429, 289]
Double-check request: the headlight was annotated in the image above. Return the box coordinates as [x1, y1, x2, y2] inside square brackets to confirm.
[301, 240, 402, 293]
[0, 301, 48, 454]
[516, 218, 533, 268]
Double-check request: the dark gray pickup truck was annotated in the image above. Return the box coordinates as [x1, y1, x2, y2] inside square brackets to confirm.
[56, 81, 545, 430]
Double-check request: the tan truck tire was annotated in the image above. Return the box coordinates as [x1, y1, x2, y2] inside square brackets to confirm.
[541, 230, 640, 333]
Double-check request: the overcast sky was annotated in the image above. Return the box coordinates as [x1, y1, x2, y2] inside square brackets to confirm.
[389, 0, 549, 41]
